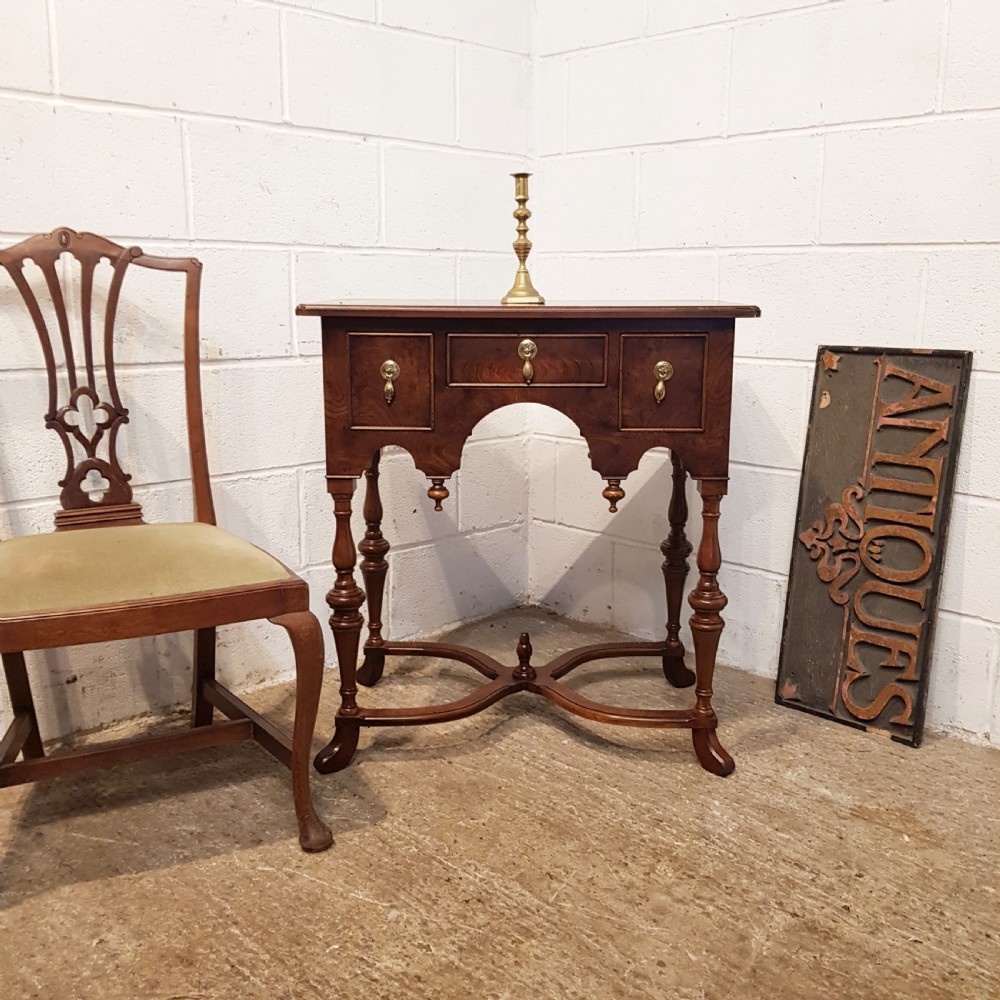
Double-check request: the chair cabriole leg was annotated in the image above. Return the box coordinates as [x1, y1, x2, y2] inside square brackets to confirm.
[269, 611, 333, 852]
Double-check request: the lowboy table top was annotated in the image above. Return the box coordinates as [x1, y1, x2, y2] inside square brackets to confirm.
[297, 300, 761, 319]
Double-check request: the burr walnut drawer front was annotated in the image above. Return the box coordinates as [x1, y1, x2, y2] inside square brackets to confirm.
[447, 334, 607, 386]
[619, 334, 707, 431]
[348, 333, 433, 430]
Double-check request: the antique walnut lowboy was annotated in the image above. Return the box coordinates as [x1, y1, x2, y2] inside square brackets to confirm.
[299, 301, 760, 780]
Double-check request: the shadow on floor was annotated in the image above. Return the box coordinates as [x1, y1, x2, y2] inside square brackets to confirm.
[0, 714, 385, 908]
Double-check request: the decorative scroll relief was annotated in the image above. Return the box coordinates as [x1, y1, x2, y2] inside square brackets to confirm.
[799, 480, 865, 606]
[777, 350, 971, 746]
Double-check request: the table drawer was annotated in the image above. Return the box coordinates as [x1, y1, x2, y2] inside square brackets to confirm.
[619, 334, 707, 431]
[447, 334, 607, 386]
[348, 333, 433, 430]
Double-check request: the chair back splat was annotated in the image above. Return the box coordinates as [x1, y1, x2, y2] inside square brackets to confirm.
[0, 227, 215, 531]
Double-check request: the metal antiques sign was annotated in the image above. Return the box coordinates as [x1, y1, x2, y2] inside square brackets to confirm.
[776, 347, 972, 746]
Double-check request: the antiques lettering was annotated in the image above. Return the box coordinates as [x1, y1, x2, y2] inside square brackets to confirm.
[802, 362, 954, 727]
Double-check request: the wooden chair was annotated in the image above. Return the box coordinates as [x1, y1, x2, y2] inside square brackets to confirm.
[0, 227, 332, 852]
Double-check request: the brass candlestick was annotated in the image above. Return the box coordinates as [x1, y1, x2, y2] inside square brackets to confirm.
[501, 172, 545, 306]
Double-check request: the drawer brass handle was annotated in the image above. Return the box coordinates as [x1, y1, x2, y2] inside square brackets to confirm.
[380, 359, 400, 405]
[518, 338, 537, 385]
[653, 360, 674, 404]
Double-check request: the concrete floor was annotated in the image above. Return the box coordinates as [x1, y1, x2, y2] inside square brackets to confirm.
[0, 608, 998, 1000]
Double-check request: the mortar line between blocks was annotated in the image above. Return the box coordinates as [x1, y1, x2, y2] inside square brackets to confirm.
[813, 134, 826, 244]
[2, 458, 317, 513]
[296, 466, 308, 569]
[608, 533, 618, 630]
[525, 0, 540, 164]
[916, 256, 930, 347]
[632, 152, 641, 249]
[0, 88, 530, 158]
[5, 353, 321, 376]
[302, 521, 525, 565]
[538, 105, 1000, 156]
[3, 228, 997, 255]
[531, 241, 1000, 254]
[561, 54, 569, 157]
[452, 43, 460, 147]
[735, 357, 813, 369]
[8, 353, 998, 381]
[44, 0, 60, 93]
[537, 0, 836, 57]
[937, 608, 1000, 630]
[249, 1, 527, 57]
[730, 460, 800, 476]
[278, 8, 290, 123]
[377, 143, 387, 246]
[987, 628, 1000, 740]
[288, 247, 300, 354]
[934, 0, 953, 113]
[722, 24, 735, 139]
[180, 120, 195, 239]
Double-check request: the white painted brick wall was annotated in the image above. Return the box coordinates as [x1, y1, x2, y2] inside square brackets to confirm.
[3, 0, 998, 751]
[1, 5, 52, 93]
[532, 0, 1000, 746]
[565, 30, 729, 150]
[639, 135, 822, 247]
[57, 0, 285, 121]
[0, 0, 534, 740]
[285, 16, 455, 142]
[729, 0, 942, 133]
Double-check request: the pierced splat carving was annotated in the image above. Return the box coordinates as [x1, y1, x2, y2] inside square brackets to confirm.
[52, 384, 133, 509]
[0, 227, 213, 531]
[80, 468, 111, 504]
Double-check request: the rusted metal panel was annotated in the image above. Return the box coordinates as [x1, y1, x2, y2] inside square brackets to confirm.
[776, 347, 972, 746]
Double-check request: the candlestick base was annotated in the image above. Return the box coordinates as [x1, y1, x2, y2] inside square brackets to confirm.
[501, 268, 545, 306]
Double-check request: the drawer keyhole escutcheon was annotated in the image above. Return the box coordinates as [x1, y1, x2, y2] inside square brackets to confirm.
[653, 360, 674, 404]
[380, 359, 400, 405]
[518, 338, 537, 385]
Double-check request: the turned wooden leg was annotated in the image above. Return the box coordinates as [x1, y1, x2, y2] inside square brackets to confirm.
[688, 479, 735, 777]
[191, 627, 216, 727]
[357, 450, 390, 688]
[315, 478, 365, 775]
[269, 611, 333, 852]
[661, 451, 696, 689]
[2, 652, 44, 760]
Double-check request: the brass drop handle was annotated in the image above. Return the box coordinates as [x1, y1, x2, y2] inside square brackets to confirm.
[653, 360, 674, 404]
[381, 359, 400, 404]
[518, 338, 537, 385]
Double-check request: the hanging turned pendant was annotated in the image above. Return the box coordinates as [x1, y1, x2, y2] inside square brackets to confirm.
[602, 479, 625, 512]
[427, 478, 449, 511]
